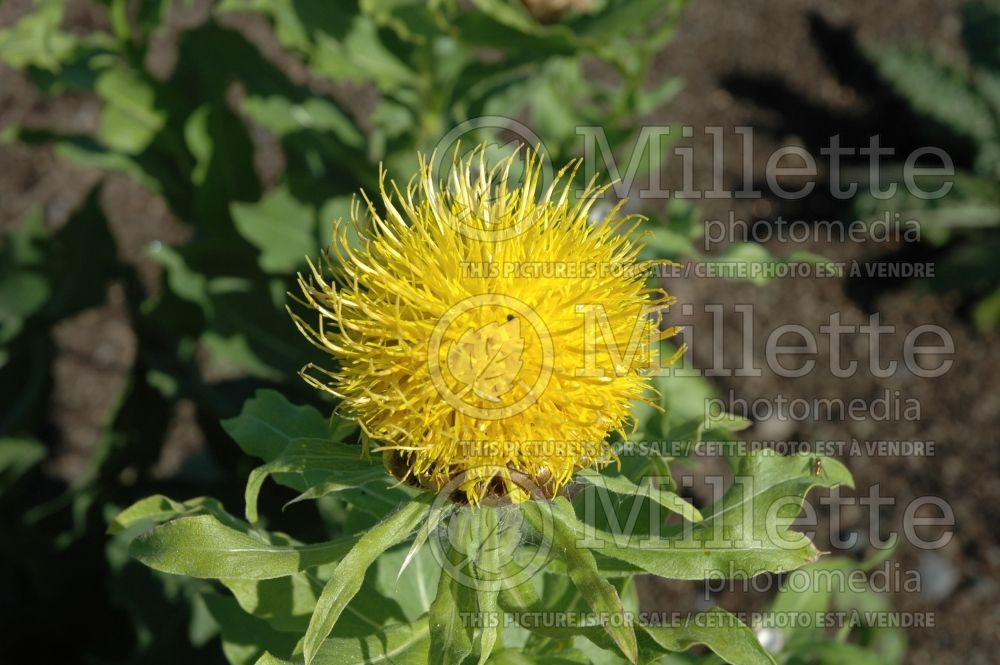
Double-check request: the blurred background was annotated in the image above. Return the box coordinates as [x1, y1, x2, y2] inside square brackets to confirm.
[0, 1, 997, 664]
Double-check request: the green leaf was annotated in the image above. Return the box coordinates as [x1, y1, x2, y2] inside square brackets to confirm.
[222, 573, 324, 633]
[222, 389, 333, 461]
[576, 468, 703, 523]
[254, 654, 293, 665]
[476, 509, 502, 665]
[147, 243, 210, 310]
[0, 0, 77, 70]
[242, 96, 364, 148]
[524, 498, 638, 664]
[635, 77, 684, 116]
[578, 452, 853, 580]
[376, 541, 441, 623]
[130, 514, 359, 579]
[109, 494, 232, 534]
[303, 499, 428, 665]
[867, 46, 997, 145]
[200, 278, 303, 380]
[639, 607, 775, 665]
[974, 285, 1000, 330]
[0, 271, 49, 344]
[224, 565, 411, 637]
[429, 537, 475, 665]
[770, 552, 905, 663]
[311, 18, 415, 91]
[95, 66, 165, 154]
[231, 186, 317, 274]
[184, 101, 262, 228]
[203, 592, 300, 665]
[788, 641, 895, 665]
[312, 619, 432, 665]
[244, 437, 386, 524]
[486, 652, 592, 665]
[221, 389, 380, 523]
[0, 438, 46, 491]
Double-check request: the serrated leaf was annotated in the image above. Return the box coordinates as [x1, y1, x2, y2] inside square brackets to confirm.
[577, 452, 853, 580]
[868, 46, 996, 145]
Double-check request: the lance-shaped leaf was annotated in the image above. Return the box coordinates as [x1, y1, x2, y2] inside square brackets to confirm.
[575, 452, 853, 580]
[302, 500, 428, 665]
[498, 564, 616, 650]
[523, 498, 638, 664]
[130, 514, 359, 579]
[475, 508, 502, 665]
[429, 538, 475, 665]
[638, 607, 776, 665]
[109, 494, 234, 534]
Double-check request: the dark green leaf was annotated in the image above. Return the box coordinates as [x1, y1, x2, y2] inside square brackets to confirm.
[303, 499, 429, 665]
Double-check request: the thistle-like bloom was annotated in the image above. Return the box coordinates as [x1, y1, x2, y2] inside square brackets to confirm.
[292, 147, 679, 504]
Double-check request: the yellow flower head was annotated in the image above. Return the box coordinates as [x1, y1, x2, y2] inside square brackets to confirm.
[292, 146, 679, 505]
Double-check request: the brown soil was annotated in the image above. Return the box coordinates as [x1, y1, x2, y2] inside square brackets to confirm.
[643, 2, 1000, 665]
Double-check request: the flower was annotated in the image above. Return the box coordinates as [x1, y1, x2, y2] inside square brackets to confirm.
[291, 146, 680, 504]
